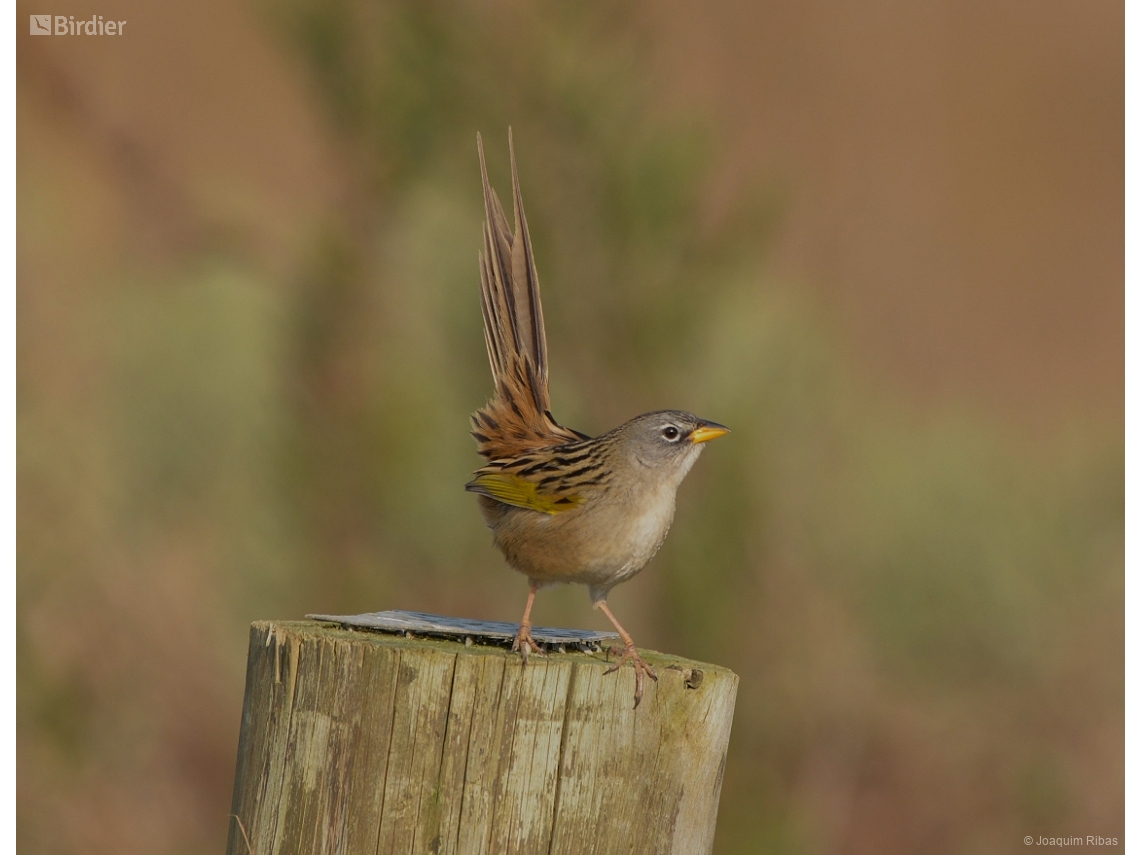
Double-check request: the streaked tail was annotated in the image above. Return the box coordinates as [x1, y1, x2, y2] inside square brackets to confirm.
[471, 131, 585, 460]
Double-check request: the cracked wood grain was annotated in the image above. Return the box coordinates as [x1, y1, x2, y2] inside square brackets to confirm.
[227, 620, 737, 855]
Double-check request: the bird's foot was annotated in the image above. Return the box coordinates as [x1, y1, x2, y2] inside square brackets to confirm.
[604, 643, 658, 707]
[511, 624, 546, 666]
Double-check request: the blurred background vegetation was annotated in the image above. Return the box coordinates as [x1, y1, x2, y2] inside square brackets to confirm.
[17, 0, 1121, 853]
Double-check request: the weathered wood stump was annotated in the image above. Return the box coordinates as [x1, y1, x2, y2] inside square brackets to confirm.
[227, 618, 738, 855]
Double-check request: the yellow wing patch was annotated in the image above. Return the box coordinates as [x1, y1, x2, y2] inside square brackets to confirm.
[465, 471, 583, 515]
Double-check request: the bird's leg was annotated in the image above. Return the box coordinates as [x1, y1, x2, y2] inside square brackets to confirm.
[596, 601, 657, 707]
[511, 581, 546, 665]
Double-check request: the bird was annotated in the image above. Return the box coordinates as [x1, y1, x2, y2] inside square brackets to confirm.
[465, 130, 729, 706]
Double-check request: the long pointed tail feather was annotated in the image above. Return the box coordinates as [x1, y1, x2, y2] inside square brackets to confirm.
[473, 131, 585, 460]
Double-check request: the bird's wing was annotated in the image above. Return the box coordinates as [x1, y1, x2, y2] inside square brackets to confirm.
[465, 470, 584, 515]
[465, 440, 612, 514]
[471, 130, 587, 460]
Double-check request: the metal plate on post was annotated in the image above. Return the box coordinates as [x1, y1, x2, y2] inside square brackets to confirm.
[306, 609, 621, 651]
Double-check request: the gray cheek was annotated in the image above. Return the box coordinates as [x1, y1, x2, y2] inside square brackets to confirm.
[677, 444, 704, 477]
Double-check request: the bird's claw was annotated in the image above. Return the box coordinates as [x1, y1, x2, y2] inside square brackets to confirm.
[603, 643, 657, 707]
[511, 625, 546, 666]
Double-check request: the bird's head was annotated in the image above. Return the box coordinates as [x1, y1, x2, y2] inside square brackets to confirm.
[613, 410, 729, 481]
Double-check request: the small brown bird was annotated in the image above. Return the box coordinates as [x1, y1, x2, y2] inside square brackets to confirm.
[466, 131, 729, 706]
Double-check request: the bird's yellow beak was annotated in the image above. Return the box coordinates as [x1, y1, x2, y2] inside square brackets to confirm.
[689, 423, 730, 444]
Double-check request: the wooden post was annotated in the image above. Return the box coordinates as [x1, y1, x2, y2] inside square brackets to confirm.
[227, 620, 738, 855]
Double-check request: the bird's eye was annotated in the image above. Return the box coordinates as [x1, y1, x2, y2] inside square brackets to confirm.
[662, 426, 680, 441]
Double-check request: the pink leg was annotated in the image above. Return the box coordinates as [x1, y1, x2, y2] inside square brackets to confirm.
[596, 601, 657, 707]
[511, 581, 546, 665]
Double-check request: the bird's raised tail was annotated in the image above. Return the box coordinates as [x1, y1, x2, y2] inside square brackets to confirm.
[471, 131, 586, 460]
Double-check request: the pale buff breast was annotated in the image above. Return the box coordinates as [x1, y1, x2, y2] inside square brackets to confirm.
[482, 482, 678, 595]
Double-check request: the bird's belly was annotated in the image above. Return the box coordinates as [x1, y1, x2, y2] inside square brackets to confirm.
[484, 493, 675, 587]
